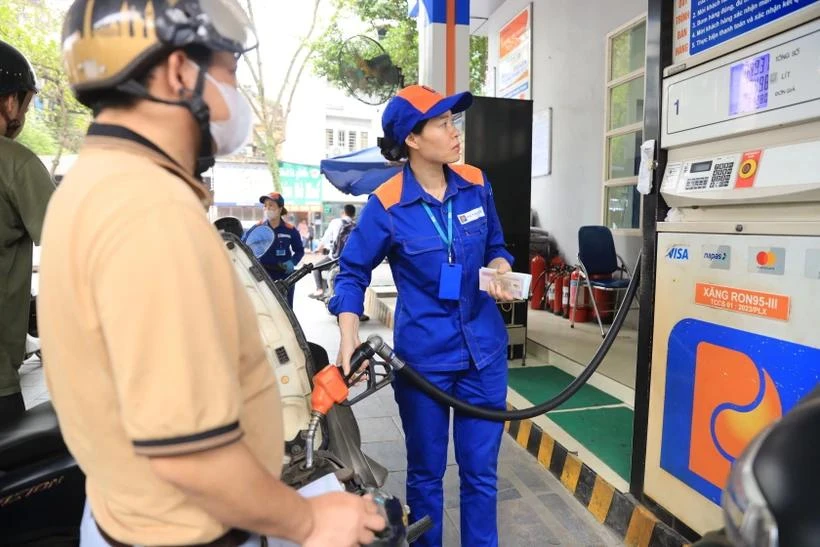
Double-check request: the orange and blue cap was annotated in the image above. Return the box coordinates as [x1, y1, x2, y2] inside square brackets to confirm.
[259, 192, 284, 207]
[382, 85, 473, 145]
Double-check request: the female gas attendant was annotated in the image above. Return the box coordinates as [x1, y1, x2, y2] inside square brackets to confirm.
[243, 192, 304, 307]
[329, 85, 514, 547]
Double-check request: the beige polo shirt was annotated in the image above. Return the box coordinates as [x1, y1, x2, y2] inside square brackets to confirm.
[38, 131, 284, 544]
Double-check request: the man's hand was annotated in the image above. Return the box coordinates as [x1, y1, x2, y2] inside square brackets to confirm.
[487, 258, 515, 301]
[303, 493, 386, 547]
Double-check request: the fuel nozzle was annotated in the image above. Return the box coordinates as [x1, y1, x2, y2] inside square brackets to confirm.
[304, 365, 349, 469]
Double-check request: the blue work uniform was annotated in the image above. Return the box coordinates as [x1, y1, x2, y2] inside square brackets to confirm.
[330, 163, 513, 547]
[243, 220, 304, 307]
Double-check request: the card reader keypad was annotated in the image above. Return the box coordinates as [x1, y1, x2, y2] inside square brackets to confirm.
[685, 176, 710, 190]
[709, 162, 734, 189]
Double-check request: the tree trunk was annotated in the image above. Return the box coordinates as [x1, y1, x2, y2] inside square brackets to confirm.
[243, 0, 324, 193]
[50, 92, 68, 178]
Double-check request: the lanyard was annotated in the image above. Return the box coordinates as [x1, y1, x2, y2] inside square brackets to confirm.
[421, 200, 453, 263]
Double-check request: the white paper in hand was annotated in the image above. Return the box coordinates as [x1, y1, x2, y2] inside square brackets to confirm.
[479, 268, 532, 300]
[264, 473, 346, 547]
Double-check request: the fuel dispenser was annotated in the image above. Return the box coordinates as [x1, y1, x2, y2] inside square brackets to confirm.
[641, 4, 820, 536]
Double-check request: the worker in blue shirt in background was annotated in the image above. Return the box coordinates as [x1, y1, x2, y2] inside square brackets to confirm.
[330, 85, 515, 547]
[243, 192, 304, 307]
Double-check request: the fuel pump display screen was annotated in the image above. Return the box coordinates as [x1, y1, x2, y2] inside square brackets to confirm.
[729, 53, 770, 116]
[691, 161, 712, 173]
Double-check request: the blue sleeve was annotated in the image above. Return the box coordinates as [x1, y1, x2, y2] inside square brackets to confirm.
[290, 226, 305, 265]
[483, 177, 515, 267]
[328, 196, 393, 316]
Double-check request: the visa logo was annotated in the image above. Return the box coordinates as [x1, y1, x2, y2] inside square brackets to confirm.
[666, 246, 689, 261]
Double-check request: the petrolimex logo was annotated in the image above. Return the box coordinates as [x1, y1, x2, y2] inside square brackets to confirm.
[748, 247, 785, 275]
[660, 319, 820, 505]
[666, 245, 690, 262]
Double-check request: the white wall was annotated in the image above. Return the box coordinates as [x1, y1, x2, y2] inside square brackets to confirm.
[283, 79, 383, 165]
[486, 0, 645, 266]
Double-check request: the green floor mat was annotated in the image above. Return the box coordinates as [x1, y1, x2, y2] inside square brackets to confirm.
[507, 366, 621, 410]
[548, 406, 634, 481]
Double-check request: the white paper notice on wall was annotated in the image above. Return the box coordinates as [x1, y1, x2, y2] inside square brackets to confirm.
[532, 108, 552, 177]
[637, 139, 656, 195]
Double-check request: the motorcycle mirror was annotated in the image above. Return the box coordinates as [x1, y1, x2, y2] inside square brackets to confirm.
[214, 216, 244, 238]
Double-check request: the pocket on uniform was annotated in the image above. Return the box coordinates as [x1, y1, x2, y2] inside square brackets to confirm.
[462, 218, 488, 238]
[477, 360, 508, 408]
[402, 235, 445, 256]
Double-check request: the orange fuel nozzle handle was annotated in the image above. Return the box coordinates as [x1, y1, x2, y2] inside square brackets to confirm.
[311, 365, 350, 415]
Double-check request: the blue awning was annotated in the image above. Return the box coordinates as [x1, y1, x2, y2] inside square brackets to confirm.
[320, 147, 403, 196]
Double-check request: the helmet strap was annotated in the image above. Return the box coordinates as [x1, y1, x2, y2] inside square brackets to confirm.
[189, 63, 215, 176]
[116, 64, 214, 178]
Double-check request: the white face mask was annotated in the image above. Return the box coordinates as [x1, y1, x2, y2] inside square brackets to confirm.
[192, 63, 253, 156]
[265, 209, 279, 221]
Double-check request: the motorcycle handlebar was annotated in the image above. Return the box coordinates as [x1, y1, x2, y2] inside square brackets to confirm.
[276, 258, 339, 293]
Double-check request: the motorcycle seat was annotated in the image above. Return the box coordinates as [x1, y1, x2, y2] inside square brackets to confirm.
[0, 401, 66, 472]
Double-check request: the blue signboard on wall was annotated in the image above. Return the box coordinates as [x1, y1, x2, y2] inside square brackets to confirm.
[688, 0, 820, 56]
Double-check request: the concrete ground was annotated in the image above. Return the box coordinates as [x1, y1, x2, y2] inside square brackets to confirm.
[19, 257, 623, 547]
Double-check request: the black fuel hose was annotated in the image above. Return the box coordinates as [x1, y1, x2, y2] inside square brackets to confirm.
[351, 254, 641, 422]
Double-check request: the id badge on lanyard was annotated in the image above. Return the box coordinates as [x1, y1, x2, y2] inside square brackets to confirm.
[422, 201, 461, 301]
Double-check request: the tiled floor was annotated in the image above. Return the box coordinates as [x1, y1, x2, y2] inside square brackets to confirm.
[296, 258, 624, 546]
[19, 255, 623, 546]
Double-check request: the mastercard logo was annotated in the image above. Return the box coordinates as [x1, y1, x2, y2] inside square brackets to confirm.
[756, 251, 777, 266]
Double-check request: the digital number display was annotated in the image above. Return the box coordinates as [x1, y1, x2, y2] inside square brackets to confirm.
[691, 161, 713, 173]
[729, 53, 770, 116]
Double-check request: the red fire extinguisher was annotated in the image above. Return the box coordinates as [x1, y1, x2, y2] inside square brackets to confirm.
[569, 268, 590, 325]
[530, 255, 547, 310]
[562, 272, 571, 318]
[546, 271, 557, 311]
[552, 271, 564, 315]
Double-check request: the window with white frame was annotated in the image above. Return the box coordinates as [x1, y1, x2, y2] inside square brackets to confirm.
[603, 16, 646, 233]
[360, 131, 369, 148]
[348, 131, 357, 151]
[337, 129, 346, 150]
[325, 129, 334, 149]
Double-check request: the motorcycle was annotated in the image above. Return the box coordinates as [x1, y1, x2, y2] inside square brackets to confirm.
[0, 221, 430, 546]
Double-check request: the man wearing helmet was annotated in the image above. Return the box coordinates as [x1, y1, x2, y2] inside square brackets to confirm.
[0, 40, 56, 426]
[37, 1, 384, 546]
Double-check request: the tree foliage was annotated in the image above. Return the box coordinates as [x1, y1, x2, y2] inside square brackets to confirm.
[0, 0, 91, 172]
[312, 0, 488, 99]
[241, 0, 336, 192]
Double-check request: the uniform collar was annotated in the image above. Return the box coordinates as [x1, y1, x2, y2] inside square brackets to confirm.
[260, 219, 291, 231]
[83, 123, 212, 209]
[399, 163, 471, 206]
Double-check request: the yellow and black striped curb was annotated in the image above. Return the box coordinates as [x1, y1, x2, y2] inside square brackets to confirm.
[504, 403, 691, 547]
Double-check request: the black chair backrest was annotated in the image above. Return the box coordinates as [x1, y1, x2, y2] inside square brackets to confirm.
[578, 226, 618, 276]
